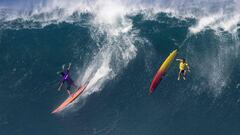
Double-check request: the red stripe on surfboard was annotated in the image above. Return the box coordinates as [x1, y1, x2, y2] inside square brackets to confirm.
[149, 71, 165, 95]
[51, 83, 88, 114]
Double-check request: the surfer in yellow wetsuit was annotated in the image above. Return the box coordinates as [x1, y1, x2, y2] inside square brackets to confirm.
[176, 58, 190, 80]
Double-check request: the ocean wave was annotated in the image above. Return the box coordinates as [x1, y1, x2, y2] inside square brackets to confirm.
[0, 0, 239, 106]
[0, 0, 239, 33]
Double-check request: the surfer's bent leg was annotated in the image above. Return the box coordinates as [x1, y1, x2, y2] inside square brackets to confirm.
[179, 70, 185, 80]
[67, 90, 71, 96]
[178, 70, 181, 80]
[183, 70, 187, 80]
[66, 83, 71, 95]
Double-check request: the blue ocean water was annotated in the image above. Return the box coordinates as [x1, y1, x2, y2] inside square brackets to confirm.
[0, 1, 240, 135]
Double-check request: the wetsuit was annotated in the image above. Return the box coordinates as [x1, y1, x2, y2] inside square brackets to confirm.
[179, 62, 189, 74]
[60, 70, 76, 90]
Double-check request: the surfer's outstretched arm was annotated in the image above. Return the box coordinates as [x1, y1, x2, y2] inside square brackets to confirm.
[68, 63, 72, 70]
[62, 64, 65, 70]
[176, 59, 181, 61]
[57, 71, 64, 76]
[58, 82, 64, 91]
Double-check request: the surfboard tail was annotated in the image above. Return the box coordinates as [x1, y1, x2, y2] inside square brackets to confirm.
[51, 82, 89, 114]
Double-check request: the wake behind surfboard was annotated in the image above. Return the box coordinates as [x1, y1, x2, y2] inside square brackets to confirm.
[51, 82, 89, 114]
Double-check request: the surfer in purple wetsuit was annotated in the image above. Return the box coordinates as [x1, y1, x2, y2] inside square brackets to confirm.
[58, 63, 77, 96]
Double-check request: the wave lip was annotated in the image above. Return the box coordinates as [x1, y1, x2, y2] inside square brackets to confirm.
[0, 0, 240, 34]
[189, 13, 240, 34]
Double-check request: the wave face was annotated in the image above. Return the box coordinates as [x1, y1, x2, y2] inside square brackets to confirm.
[0, 0, 240, 135]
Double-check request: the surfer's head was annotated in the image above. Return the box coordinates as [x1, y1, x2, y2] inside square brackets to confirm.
[182, 58, 186, 63]
[60, 72, 65, 76]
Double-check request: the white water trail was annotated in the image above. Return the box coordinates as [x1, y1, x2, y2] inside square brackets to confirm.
[71, 1, 138, 100]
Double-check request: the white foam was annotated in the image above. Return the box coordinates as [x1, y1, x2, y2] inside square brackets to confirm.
[189, 15, 222, 34]
[217, 15, 240, 32]
[1, 0, 239, 34]
[69, 1, 138, 103]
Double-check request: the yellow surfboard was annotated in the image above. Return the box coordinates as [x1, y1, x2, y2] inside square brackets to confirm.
[149, 49, 177, 94]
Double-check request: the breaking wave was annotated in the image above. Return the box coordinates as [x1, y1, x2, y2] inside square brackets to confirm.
[0, 0, 239, 106]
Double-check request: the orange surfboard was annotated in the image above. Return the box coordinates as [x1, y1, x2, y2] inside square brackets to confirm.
[51, 82, 89, 114]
